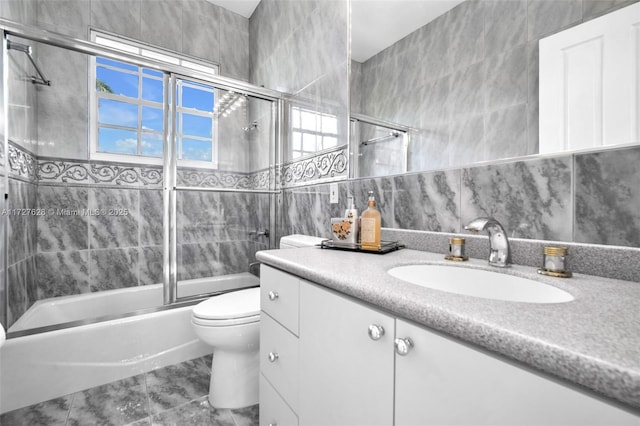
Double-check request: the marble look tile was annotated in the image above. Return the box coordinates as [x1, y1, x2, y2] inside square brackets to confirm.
[574, 147, 640, 247]
[0, 394, 72, 426]
[35, 251, 90, 299]
[448, 114, 485, 167]
[178, 243, 223, 280]
[140, 190, 163, 247]
[219, 240, 252, 274]
[37, 0, 90, 39]
[461, 156, 573, 241]
[140, 0, 182, 53]
[146, 356, 210, 415]
[220, 6, 249, 81]
[89, 248, 139, 291]
[230, 404, 259, 426]
[7, 258, 32, 326]
[446, 0, 484, 72]
[177, 191, 229, 244]
[182, 0, 221, 63]
[484, 0, 527, 58]
[90, 0, 141, 40]
[0, 0, 37, 24]
[408, 124, 450, 172]
[36, 43, 88, 160]
[37, 185, 89, 252]
[420, 15, 451, 83]
[484, 44, 528, 112]
[283, 184, 336, 239]
[350, 177, 394, 230]
[583, 0, 639, 21]
[393, 171, 461, 232]
[150, 396, 236, 426]
[449, 61, 484, 120]
[417, 75, 450, 126]
[139, 245, 163, 286]
[67, 375, 149, 426]
[484, 103, 528, 162]
[89, 188, 139, 249]
[527, 0, 583, 41]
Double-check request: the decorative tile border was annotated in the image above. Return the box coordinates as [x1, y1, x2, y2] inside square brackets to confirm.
[178, 168, 271, 190]
[8, 143, 37, 182]
[281, 146, 348, 186]
[39, 160, 164, 188]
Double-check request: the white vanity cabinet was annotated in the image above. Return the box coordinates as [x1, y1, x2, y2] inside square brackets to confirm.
[260, 266, 640, 426]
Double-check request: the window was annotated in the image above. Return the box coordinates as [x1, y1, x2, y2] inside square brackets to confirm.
[90, 31, 220, 167]
[290, 106, 338, 159]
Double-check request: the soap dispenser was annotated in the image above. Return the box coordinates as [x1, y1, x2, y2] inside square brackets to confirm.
[344, 196, 359, 245]
[360, 191, 381, 250]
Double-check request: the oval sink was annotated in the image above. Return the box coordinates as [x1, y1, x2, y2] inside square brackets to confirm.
[387, 264, 573, 303]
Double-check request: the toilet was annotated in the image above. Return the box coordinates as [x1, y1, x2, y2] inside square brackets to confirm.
[191, 234, 325, 409]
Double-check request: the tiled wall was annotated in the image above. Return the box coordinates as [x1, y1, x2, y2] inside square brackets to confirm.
[249, 0, 350, 175]
[279, 145, 640, 250]
[352, 0, 640, 172]
[6, 144, 271, 327]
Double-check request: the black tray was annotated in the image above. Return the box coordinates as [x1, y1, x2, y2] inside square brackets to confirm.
[320, 240, 405, 254]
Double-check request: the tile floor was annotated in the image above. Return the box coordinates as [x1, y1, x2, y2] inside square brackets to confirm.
[0, 355, 258, 426]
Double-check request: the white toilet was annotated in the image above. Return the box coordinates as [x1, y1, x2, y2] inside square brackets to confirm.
[191, 234, 325, 409]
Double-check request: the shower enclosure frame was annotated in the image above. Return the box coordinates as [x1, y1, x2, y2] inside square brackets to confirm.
[0, 18, 283, 337]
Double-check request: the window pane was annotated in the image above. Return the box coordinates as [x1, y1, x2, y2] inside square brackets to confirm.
[142, 106, 163, 131]
[292, 107, 300, 127]
[143, 68, 163, 77]
[99, 99, 138, 128]
[300, 110, 317, 131]
[292, 132, 302, 150]
[141, 132, 163, 157]
[142, 77, 163, 103]
[97, 57, 137, 72]
[321, 115, 338, 134]
[98, 128, 138, 154]
[181, 138, 212, 161]
[182, 114, 212, 138]
[182, 85, 214, 112]
[97, 66, 138, 98]
[303, 133, 316, 152]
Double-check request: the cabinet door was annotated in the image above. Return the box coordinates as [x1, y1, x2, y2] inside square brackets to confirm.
[298, 282, 395, 426]
[395, 319, 640, 426]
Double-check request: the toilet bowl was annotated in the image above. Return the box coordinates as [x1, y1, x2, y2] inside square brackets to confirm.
[191, 287, 260, 409]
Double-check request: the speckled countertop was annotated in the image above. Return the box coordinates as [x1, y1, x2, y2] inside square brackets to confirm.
[256, 247, 640, 411]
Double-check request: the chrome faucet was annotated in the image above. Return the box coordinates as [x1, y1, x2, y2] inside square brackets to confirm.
[464, 217, 511, 267]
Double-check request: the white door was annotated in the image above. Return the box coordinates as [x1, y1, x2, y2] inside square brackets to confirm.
[539, 2, 640, 153]
[298, 282, 395, 426]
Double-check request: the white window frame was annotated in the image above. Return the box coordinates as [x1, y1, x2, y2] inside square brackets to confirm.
[290, 105, 339, 159]
[89, 30, 220, 168]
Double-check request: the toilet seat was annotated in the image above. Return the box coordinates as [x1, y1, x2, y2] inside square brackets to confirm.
[192, 287, 260, 326]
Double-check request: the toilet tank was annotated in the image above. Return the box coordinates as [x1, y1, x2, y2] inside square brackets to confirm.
[279, 234, 326, 249]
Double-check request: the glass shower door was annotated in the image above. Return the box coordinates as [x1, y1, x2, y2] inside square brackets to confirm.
[169, 76, 278, 301]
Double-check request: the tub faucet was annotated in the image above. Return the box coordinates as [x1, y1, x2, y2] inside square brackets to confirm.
[464, 217, 511, 268]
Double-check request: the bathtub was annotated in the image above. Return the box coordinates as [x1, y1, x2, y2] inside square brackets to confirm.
[0, 273, 259, 414]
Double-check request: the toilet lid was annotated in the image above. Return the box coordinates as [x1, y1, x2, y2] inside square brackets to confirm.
[193, 287, 260, 320]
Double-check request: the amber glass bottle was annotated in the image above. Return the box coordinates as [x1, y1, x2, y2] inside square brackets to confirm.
[360, 191, 381, 250]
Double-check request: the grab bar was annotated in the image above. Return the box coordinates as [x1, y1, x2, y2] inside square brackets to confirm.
[361, 132, 401, 146]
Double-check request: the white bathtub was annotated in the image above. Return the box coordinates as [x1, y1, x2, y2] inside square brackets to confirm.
[0, 273, 259, 414]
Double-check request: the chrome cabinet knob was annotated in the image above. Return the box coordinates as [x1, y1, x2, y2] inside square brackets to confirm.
[394, 337, 413, 356]
[367, 324, 385, 341]
[268, 291, 279, 301]
[268, 352, 279, 362]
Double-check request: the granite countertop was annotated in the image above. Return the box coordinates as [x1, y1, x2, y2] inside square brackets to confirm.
[256, 247, 640, 411]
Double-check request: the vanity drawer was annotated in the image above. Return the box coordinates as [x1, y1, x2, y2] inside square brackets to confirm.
[260, 374, 298, 426]
[260, 311, 299, 412]
[260, 265, 299, 335]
